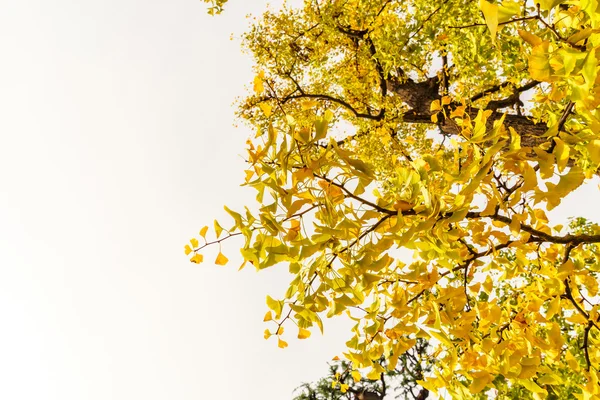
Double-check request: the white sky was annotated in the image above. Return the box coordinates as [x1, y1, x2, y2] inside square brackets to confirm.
[0, 1, 598, 399]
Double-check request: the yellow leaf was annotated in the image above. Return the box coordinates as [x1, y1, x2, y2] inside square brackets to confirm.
[483, 275, 494, 294]
[430, 99, 441, 112]
[509, 217, 521, 235]
[498, 0, 519, 22]
[298, 327, 311, 339]
[587, 139, 600, 164]
[253, 71, 265, 94]
[244, 170, 254, 183]
[553, 167, 585, 200]
[469, 377, 488, 394]
[534, 147, 555, 179]
[184, 245, 192, 255]
[266, 295, 283, 317]
[546, 296, 560, 319]
[264, 329, 272, 340]
[190, 238, 199, 248]
[554, 224, 563, 232]
[538, 373, 563, 385]
[508, 126, 521, 151]
[276, 326, 284, 335]
[480, 0, 498, 42]
[538, 0, 565, 11]
[293, 127, 311, 143]
[340, 384, 349, 393]
[566, 312, 587, 324]
[199, 226, 208, 239]
[469, 372, 492, 394]
[367, 365, 384, 380]
[277, 338, 288, 348]
[323, 109, 334, 122]
[567, 28, 593, 45]
[553, 137, 569, 173]
[259, 102, 272, 117]
[190, 253, 204, 264]
[522, 163, 537, 192]
[518, 29, 543, 46]
[351, 370, 361, 383]
[519, 379, 546, 394]
[301, 100, 319, 110]
[292, 167, 313, 184]
[215, 252, 229, 266]
[566, 351, 579, 371]
[263, 311, 273, 322]
[214, 220, 223, 238]
[528, 42, 554, 82]
[394, 200, 414, 212]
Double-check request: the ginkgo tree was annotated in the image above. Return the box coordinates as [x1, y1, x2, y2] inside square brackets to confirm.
[189, 0, 600, 398]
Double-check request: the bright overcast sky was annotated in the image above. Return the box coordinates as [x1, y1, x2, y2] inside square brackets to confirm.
[0, 1, 599, 399]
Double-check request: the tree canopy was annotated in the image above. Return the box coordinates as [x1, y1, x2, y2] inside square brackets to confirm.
[189, 0, 600, 397]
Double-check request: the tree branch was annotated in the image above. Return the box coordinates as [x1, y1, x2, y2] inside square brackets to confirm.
[471, 80, 540, 103]
[281, 93, 384, 120]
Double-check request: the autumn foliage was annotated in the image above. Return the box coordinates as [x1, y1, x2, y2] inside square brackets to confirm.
[190, 0, 600, 398]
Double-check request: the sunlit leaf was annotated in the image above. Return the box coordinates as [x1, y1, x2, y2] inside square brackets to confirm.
[199, 226, 208, 239]
[479, 0, 498, 42]
[215, 252, 229, 266]
[298, 327, 311, 339]
[190, 253, 204, 264]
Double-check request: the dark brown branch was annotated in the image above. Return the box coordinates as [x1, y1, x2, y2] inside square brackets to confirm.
[465, 212, 600, 246]
[337, 25, 368, 39]
[440, 49, 449, 95]
[401, 1, 449, 49]
[366, 37, 387, 98]
[564, 278, 589, 320]
[374, 0, 393, 20]
[193, 232, 242, 252]
[471, 80, 540, 103]
[449, 15, 537, 29]
[415, 389, 429, 400]
[583, 322, 593, 371]
[336, 24, 388, 104]
[408, 288, 428, 304]
[282, 93, 384, 120]
[314, 173, 398, 215]
[463, 259, 473, 311]
[556, 101, 575, 133]
[535, 5, 587, 51]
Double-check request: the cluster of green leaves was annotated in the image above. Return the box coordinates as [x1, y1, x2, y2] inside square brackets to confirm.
[294, 339, 432, 399]
[190, 0, 600, 398]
